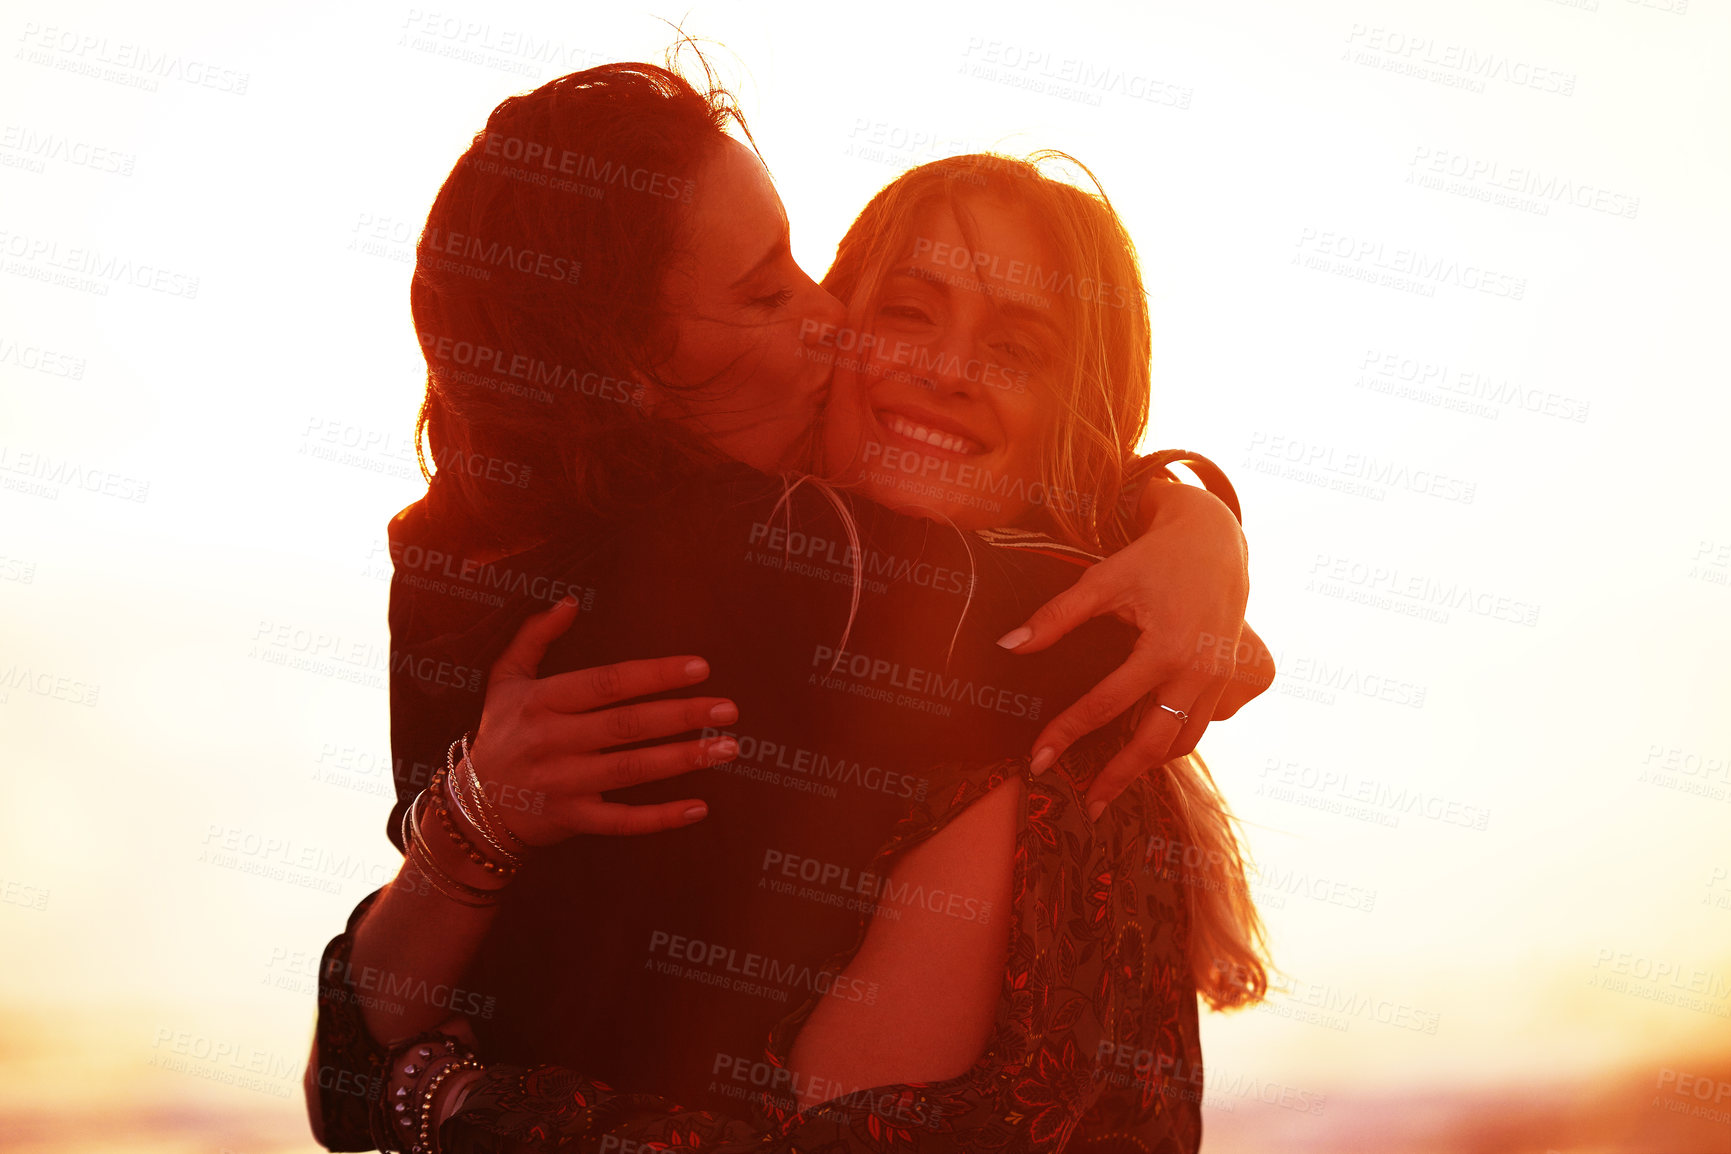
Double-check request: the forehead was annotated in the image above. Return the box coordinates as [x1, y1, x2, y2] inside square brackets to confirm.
[902, 194, 1055, 276]
[678, 138, 787, 288]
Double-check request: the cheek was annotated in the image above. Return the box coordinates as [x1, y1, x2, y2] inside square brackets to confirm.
[666, 319, 736, 384]
[999, 392, 1053, 475]
[822, 367, 872, 466]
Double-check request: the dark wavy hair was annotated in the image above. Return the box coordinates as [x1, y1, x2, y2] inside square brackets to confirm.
[410, 59, 754, 553]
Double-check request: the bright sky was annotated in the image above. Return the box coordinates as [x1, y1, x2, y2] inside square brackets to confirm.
[2, 1, 1728, 1151]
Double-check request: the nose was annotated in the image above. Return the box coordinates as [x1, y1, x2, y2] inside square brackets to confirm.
[911, 321, 983, 401]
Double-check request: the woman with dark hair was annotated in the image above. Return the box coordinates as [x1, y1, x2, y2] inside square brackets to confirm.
[306, 60, 1272, 1154]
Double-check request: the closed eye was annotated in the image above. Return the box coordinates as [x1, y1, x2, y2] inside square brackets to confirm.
[880, 304, 935, 325]
[750, 288, 794, 310]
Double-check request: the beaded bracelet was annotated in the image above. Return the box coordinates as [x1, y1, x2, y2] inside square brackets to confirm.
[427, 741, 518, 878]
[383, 1036, 481, 1154]
[417, 1055, 480, 1153]
[401, 793, 505, 909]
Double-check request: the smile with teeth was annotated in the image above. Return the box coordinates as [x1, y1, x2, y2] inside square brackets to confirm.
[877, 410, 986, 456]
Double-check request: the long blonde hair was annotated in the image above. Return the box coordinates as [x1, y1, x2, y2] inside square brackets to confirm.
[823, 153, 1270, 1010]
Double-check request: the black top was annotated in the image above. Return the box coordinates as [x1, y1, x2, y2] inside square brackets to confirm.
[383, 464, 1140, 1111]
[306, 457, 1226, 1151]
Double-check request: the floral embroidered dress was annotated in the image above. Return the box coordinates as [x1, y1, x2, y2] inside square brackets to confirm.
[311, 461, 1211, 1154]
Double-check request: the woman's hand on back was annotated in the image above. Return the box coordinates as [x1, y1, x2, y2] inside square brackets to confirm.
[468, 596, 738, 845]
[997, 485, 1275, 819]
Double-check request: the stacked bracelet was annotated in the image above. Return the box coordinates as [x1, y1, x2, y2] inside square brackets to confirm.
[461, 735, 529, 854]
[447, 736, 527, 869]
[428, 737, 527, 878]
[401, 792, 506, 909]
[383, 1036, 482, 1154]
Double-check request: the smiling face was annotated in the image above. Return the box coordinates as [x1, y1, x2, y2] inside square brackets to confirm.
[651, 137, 846, 471]
[823, 195, 1067, 529]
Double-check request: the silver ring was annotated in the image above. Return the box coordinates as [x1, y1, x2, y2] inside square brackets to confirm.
[1156, 704, 1190, 724]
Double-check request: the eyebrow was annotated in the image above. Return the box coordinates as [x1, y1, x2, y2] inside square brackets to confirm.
[998, 302, 1062, 338]
[728, 228, 791, 290]
[890, 266, 1062, 338]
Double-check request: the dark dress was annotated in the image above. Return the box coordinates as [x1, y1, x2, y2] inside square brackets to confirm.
[313, 457, 1228, 1153]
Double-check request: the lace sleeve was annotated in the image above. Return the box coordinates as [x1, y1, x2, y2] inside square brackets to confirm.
[308, 889, 392, 1151]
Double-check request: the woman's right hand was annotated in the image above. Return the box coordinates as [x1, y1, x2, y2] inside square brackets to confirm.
[466, 595, 739, 846]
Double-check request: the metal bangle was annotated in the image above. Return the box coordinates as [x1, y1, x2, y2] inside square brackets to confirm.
[449, 757, 523, 869]
[461, 735, 531, 855]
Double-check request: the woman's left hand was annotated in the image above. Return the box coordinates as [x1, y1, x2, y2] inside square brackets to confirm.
[996, 484, 1275, 820]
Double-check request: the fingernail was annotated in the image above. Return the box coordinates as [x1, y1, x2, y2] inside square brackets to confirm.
[709, 700, 738, 724]
[706, 738, 737, 762]
[996, 627, 1033, 651]
[1088, 801, 1106, 823]
[683, 803, 708, 823]
[1029, 747, 1056, 776]
[559, 593, 578, 607]
[684, 658, 709, 679]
